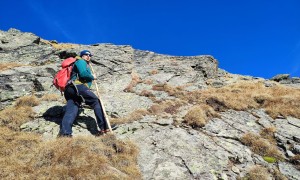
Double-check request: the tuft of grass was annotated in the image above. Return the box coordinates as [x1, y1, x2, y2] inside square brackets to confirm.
[15, 95, 40, 108]
[143, 79, 153, 85]
[123, 72, 142, 93]
[246, 165, 271, 180]
[139, 90, 155, 97]
[148, 99, 187, 116]
[290, 155, 300, 170]
[0, 106, 35, 131]
[111, 109, 150, 125]
[40, 93, 61, 101]
[0, 129, 141, 179]
[183, 105, 218, 128]
[152, 83, 185, 97]
[0, 63, 23, 71]
[241, 132, 284, 160]
[149, 69, 159, 75]
[260, 127, 277, 145]
[41, 39, 79, 50]
[0, 95, 40, 130]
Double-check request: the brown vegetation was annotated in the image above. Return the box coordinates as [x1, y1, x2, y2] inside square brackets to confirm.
[259, 127, 277, 145]
[152, 83, 185, 97]
[111, 109, 150, 125]
[0, 62, 23, 71]
[139, 90, 155, 97]
[123, 71, 142, 93]
[40, 93, 61, 101]
[183, 105, 218, 128]
[246, 165, 270, 180]
[241, 132, 284, 160]
[149, 69, 159, 75]
[148, 99, 186, 115]
[0, 127, 141, 179]
[41, 39, 79, 50]
[155, 81, 300, 119]
[0, 95, 39, 131]
[14, 95, 40, 107]
[290, 155, 300, 170]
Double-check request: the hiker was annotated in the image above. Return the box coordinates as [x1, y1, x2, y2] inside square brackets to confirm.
[59, 50, 109, 137]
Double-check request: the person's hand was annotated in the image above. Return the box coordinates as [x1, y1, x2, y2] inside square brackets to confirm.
[93, 76, 97, 80]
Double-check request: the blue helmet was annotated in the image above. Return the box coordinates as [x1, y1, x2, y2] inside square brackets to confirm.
[80, 50, 93, 57]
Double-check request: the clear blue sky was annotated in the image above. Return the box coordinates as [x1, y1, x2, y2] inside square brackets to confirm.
[1, 0, 300, 78]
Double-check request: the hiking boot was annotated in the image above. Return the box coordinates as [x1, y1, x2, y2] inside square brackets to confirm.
[57, 134, 73, 138]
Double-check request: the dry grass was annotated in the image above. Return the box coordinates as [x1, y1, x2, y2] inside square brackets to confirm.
[246, 165, 270, 180]
[123, 71, 142, 93]
[241, 132, 284, 160]
[183, 105, 218, 128]
[0, 106, 35, 131]
[0, 127, 141, 179]
[111, 109, 150, 125]
[41, 39, 79, 50]
[139, 90, 155, 97]
[169, 81, 300, 119]
[152, 83, 185, 97]
[273, 168, 288, 180]
[40, 93, 61, 101]
[260, 127, 277, 145]
[290, 155, 300, 170]
[0, 62, 23, 71]
[148, 99, 187, 115]
[0, 95, 40, 130]
[14, 95, 40, 107]
[143, 79, 153, 85]
[149, 69, 159, 75]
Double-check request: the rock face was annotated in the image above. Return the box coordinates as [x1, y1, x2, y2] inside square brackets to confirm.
[1, 29, 300, 179]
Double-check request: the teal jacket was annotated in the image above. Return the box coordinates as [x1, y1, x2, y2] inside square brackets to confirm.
[71, 58, 94, 88]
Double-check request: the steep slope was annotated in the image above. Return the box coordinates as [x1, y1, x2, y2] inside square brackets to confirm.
[1, 28, 300, 179]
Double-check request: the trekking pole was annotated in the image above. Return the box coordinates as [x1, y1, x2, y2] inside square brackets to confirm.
[89, 63, 113, 133]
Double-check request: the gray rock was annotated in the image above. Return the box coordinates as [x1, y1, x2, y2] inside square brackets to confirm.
[270, 74, 290, 82]
[279, 162, 300, 180]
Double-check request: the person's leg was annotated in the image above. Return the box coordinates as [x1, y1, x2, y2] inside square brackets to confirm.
[60, 99, 79, 135]
[77, 85, 108, 131]
[60, 85, 81, 136]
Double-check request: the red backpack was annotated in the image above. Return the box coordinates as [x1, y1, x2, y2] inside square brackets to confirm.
[53, 57, 77, 93]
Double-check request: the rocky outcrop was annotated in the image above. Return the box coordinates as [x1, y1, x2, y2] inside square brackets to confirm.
[1, 29, 300, 179]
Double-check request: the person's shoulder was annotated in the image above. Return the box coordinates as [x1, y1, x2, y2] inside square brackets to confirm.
[75, 58, 86, 64]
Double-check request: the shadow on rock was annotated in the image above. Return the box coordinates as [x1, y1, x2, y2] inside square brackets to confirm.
[43, 105, 100, 135]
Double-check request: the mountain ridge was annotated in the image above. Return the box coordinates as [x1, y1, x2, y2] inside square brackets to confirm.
[1, 28, 300, 179]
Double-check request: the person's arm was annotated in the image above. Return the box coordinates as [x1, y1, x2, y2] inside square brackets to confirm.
[75, 60, 94, 81]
